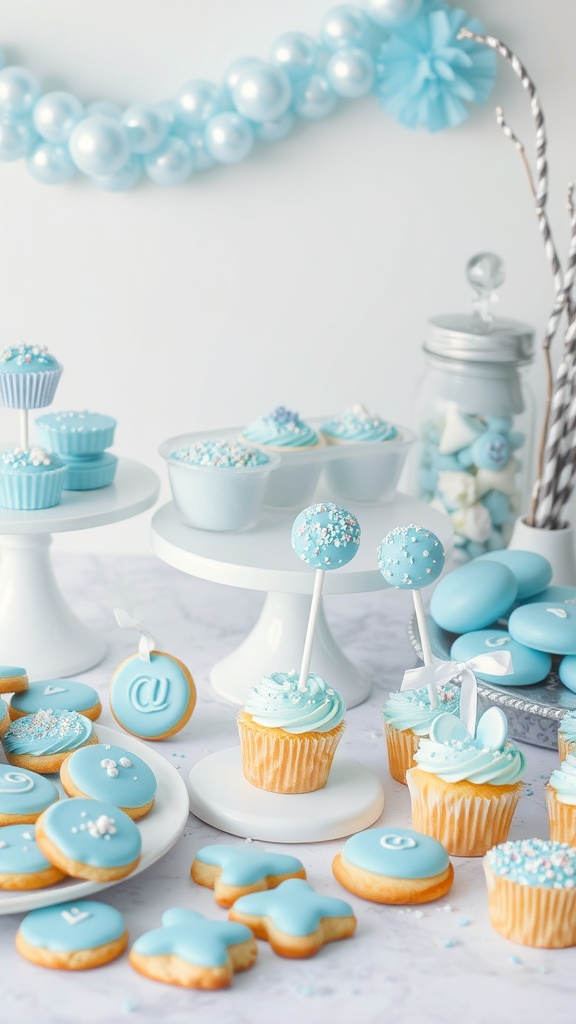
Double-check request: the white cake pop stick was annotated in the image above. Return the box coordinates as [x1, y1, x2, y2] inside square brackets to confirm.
[378, 524, 446, 706]
[19, 409, 28, 450]
[291, 503, 361, 694]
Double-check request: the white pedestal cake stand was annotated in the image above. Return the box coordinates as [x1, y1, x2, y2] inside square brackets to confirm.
[0, 457, 159, 677]
[152, 492, 452, 842]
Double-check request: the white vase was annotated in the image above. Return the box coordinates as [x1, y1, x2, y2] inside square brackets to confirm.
[508, 516, 576, 586]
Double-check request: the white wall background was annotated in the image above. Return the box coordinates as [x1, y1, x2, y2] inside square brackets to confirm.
[0, 0, 574, 554]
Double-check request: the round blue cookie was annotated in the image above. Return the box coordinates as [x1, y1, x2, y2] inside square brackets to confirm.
[378, 525, 445, 589]
[0, 765, 59, 824]
[450, 630, 551, 686]
[3, 708, 95, 772]
[0, 824, 66, 888]
[16, 899, 128, 968]
[9, 679, 102, 721]
[430, 561, 518, 634]
[35, 797, 142, 880]
[291, 503, 361, 569]
[476, 550, 552, 600]
[508, 602, 576, 655]
[109, 649, 196, 740]
[61, 742, 156, 818]
[332, 827, 453, 904]
[559, 656, 576, 694]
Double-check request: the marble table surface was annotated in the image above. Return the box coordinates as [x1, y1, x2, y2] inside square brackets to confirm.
[0, 554, 571, 1024]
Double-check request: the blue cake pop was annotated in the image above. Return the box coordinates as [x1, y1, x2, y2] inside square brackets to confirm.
[378, 524, 445, 589]
[291, 502, 361, 569]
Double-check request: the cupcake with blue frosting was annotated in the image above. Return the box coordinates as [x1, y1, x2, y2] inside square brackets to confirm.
[484, 839, 576, 947]
[321, 404, 399, 444]
[239, 407, 324, 509]
[383, 683, 460, 785]
[321, 404, 410, 504]
[237, 670, 345, 794]
[35, 410, 116, 457]
[0, 447, 66, 510]
[547, 754, 576, 846]
[407, 709, 525, 857]
[557, 710, 576, 762]
[0, 344, 62, 409]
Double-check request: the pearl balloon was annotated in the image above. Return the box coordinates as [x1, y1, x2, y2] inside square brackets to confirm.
[0, 117, 38, 161]
[186, 131, 216, 171]
[144, 136, 195, 185]
[0, 66, 41, 116]
[326, 48, 375, 97]
[363, 0, 422, 26]
[204, 111, 254, 164]
[292, 74, 337, 120]
[270, 32, 317, 80]
[92, 154, 143, 192]
[26, 141, 76, 185]
[177, 79, 221, 129]
[121, 103, 169, 154]
[69, 114, 129, 176]
[33, 91, 83, 143]
[85, 100, 123, 119]
[232, 63, 291, 123]
[255, 111, 295, 142]
[320, 6, 370, 50]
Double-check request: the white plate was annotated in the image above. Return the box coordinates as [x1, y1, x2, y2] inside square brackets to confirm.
[0, 724, 190, 914]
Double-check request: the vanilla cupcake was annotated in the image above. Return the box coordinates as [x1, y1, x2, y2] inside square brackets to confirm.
[321, 404, 411, 504]
[383, 683, 460, 784]
[557, 709, 576, 762]
[484, 839, 576, 948]
[239, 406, 324, 509]
[237, 670, 345, 794]
[407, 709, 525, 857]
[547, 753, 576, 845]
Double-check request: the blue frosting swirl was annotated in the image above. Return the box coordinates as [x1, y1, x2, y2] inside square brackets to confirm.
[322, 404, 398, 442]
[3, 709, 93, 757]
[559, 710, 576, 743]
[414, 731, 525, 785]
[241, 406, 319, 448]
[549, 754, 576, 806]
[383, 683, 460, 736]
[243, 671, 345, 734]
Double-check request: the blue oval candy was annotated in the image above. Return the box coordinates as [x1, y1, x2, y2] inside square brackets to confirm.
[450, 630, 551, 686]
[430, 561, 518, 634]
[508, 603, 576, 655]
[558, 655, 576, 693]
[524, 585, 576, 606]
[476, 549, 552, 600]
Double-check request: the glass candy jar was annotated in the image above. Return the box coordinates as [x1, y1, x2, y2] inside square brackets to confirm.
[413, 254, 535, 562]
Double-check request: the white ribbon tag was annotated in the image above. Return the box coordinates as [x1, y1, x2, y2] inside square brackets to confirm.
[401, 650, 513, 738]
[114, 608, 155, 662]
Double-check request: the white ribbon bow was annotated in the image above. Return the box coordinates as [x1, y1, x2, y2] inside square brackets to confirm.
[401, 651, 513, 737]
[114, 608, 155, 662]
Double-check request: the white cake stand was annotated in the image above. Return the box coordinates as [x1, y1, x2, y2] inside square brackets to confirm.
[151, 492, 453, 708]
[0, 457, 159, 677]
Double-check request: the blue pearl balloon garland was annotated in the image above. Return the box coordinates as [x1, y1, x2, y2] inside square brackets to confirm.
[0, 0, 495, 190]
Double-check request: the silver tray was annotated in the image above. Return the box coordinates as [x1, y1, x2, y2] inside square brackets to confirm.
[408, 614, 575, 749]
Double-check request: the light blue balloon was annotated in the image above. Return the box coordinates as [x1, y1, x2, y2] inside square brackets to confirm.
[364, 0, 421, 26]
[177, 79, 222, 129]
[223, 57, 264, 96]
[26, 141, 76, 185]
[33, 91, 83, 143]
[0, 116, 38, 161]
[69, 115, 129, 176]
[0, 66, 41, 116]
[320, 6, 370, 50]
[85, 100, 123, 119]
[144, 137, 195, 185]
[121, 104, 169, 154]
[255, 111, 295, 142]
[92, 154, 143, 191]
[292, 74, 337, 120]
[327, 48, 375, 97]
[232, 63, 291, 124]
[204, 111, 254, 164]
[270, 32, 317, 80]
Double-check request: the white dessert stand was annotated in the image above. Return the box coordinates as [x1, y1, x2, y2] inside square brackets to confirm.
[150, 492, 453, 709]
[187, 748, 385, 843]
[0, 457, 159, 677]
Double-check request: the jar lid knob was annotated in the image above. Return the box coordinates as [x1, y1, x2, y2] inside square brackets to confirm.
[466, 252, 506, 325]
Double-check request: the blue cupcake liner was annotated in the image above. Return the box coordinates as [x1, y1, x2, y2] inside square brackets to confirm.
[0, 368, 63, 409]
[62, 452, 118, 491]
[36, 415, 116, 456]
[0, 465, 66, 509]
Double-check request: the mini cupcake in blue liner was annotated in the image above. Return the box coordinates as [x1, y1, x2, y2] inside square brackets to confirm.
[35, 410, 116, 456]
[0, 344, 63, 409]
[0, 448, 66, 509]
[61, 452, 118, 491]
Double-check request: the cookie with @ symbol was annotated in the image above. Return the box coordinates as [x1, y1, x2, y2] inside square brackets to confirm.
[109, 650, 196, 740]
